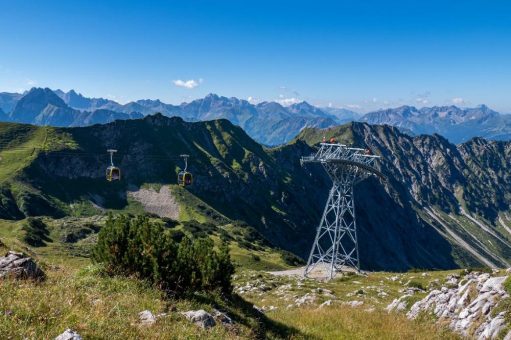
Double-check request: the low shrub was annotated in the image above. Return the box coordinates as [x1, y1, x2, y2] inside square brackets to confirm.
[504, 276, 511, 295]
[182, 220, 217, 238]
[92, 214, 234, 295]
[407, 280, 425, 291]
[22, 217, 51, 247]
[464, 267, 493, 274]
[161, 217, 179, 228]
[280, 250, 305, 266]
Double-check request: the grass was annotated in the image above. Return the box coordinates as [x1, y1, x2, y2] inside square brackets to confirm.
[229, 242, 291, 271]
[0, 264, 299, 339]
[271, 306, 458, 340]
[0, 218, 302, 339]
[230, 269, 462, 339]
[0, 249, 463, 340]
[0, 213, 468, 339]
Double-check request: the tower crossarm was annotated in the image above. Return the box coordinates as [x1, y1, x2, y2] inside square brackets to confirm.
[300, 143, 384, 180]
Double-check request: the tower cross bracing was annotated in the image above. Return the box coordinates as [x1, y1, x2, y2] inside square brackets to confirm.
[301, 142, 383, 279]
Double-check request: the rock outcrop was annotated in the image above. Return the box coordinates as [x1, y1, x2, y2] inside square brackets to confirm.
[406, 272, 510, 339]
[0, 251, 45, 280]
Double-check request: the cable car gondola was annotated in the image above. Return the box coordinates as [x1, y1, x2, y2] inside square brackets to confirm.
[106, 149, 121, 181]
[177, 154, 192, 186]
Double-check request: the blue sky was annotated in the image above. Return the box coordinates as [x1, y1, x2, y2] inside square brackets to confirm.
[1, 0, 511, 112]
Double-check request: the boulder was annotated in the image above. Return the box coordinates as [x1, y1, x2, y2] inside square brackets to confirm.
[0, 251, 45, 280]
[386, 295, 411, 312]
[182, 310, 216, 329]
[55, 329, 82, 340]
[212, 309, 233, 325]
[253, 305, 265, 314]
[344, 300, 363, 307]
[139, 310, 156, 325]
[319, 300, 333, 308]
[294, 293, 317, 306]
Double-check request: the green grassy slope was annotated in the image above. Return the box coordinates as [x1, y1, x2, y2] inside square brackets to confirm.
[0, 217, 462, 339]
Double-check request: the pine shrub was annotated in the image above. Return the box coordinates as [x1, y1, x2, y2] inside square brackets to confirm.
[92, 214, 234, 294]
[22, 217, 51, 247]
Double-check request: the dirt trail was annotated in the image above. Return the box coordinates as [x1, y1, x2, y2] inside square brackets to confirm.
[270, 263, 358, 279]
[128, 185, 180, 219]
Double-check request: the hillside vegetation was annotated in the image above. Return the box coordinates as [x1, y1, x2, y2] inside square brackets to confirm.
[0, 216, 462, 339]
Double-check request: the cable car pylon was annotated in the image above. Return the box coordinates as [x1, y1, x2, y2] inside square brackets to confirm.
[301, 142, 385, 279]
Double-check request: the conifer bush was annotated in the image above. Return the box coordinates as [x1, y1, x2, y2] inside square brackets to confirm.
[22, 217, 51, 247]
[92, 215, 234, 294]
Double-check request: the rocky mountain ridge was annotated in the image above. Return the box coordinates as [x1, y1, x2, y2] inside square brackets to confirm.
[3, 88, 511, 145]
[0, 115, 511, 271]
[361, 104, 511, 143]
[0, 88, 361, 145]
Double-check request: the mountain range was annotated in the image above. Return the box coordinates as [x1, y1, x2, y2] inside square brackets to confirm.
[1, 114, 511, 271]
[361, 104, 511, 143]
[2, 88, 511, 145]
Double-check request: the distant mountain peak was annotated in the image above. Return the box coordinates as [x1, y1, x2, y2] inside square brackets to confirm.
[24, 87, 67, 106]
[205, 93, 220, 99]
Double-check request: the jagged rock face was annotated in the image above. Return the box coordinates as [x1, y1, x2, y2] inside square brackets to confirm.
[349, 122, 511, 221]
[299, 122, 511, 269]
[407, 272, 510, 339]
[0, 251, 45, 280]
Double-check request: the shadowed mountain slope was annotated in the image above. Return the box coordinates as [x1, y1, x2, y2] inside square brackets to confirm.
[0, 115, 510, 270]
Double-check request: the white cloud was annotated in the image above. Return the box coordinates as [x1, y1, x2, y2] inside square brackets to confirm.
[277, 97, 301, 106]
[173, 78, 203, 89]
[346, 104, 362, 110]
[247, 96, 261, 104]
[26, 79, 37, 86]
[416, 97, 429, 105]
[452, 97, 465, 105]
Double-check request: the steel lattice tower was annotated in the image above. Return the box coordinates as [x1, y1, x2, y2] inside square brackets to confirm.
[301, 143, 384, 279]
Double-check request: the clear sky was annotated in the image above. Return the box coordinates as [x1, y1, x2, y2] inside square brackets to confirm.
[1, 0, 511, 112]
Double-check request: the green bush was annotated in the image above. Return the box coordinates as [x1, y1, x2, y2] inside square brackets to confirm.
[504, 276, 511, 295]
[161, 217, 179, 228]
[464, 267, 493, 274]
[92, 214, 234, 295]
[280, 250, 305, 266]
[182, 220, 217, 238]
[22, 217, 51, 247]
[407, 280, 425, 291]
